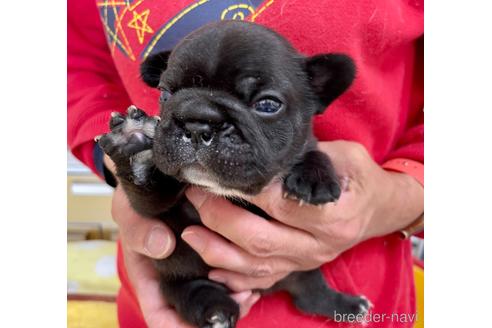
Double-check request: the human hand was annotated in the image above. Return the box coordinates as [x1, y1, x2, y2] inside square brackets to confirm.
[109, 161, 260, 327]
[183, 141, 424, 292]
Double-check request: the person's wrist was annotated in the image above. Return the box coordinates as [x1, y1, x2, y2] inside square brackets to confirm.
[365, 168, 424, 239]
[390, 171, 424, 238]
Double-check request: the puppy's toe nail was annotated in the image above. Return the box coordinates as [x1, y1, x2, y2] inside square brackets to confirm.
[298, 199, 305, 207]
[361, 295, 374, 309]
[282, 192, 289, 199]
[153, 115, 161, 122]
[317, 204, 324, 210]
[206, 313, 230, 328]
[94, 134, 103, 142]
[110, 115, 125, 129]
[127, 105, 146, 119]
[111, 112, 121, 118]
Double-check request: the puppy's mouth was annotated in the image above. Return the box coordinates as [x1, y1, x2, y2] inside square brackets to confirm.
[180, 164, 253, 198]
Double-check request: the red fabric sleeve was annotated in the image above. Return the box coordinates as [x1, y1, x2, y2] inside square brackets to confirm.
[384, 37, 424, 169]
[67, 0, 132, 175]
[382, 158, 424, 186]
[385, 119, 424, 165]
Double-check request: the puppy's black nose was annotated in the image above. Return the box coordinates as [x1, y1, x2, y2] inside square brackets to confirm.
[183, 122, 214, 145]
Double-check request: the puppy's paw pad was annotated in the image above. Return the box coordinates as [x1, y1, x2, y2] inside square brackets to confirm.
[98, 106, 158, 158]
[109, 112, 125, 129]
[283, 167, 341, 205]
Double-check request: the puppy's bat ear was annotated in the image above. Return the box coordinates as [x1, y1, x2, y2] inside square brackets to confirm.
[305, 54, 356, 112]
[140, 51, 171, 88]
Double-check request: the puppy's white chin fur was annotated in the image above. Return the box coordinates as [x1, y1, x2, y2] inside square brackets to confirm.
[181, 166, 251, 199]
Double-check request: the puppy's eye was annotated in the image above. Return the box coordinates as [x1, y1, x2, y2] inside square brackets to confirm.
[159, 89, 172, 103]
[253, 98, 283, 115]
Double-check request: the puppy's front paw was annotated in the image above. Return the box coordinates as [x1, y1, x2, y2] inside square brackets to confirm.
[339, 294, 372, 318]
[283, 151, 341, 205]
[97, 105, 159, 185]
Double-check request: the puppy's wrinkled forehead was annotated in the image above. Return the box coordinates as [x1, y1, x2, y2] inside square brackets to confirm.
[162, 21, 302, 92]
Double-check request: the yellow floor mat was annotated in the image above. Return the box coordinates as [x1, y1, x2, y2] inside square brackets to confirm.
[68, 240, 120, 296]
[68, 301, 117, 328]
[413, 265, 424, 328]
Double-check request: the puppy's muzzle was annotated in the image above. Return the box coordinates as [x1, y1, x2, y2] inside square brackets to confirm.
[182, 121, 214, 145]
[172, 103, 231, 146]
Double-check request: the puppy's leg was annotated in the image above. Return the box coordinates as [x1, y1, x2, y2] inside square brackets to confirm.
[98, 106, 185, 217]
[283, 150, 341, 205]
[269, 269, 371, 320]
[162, 279, 239, 328]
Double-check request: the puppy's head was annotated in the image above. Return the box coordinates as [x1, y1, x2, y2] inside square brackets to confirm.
[140, 21, 355, 197]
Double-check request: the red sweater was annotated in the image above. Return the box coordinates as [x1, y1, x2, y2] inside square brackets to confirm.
[68, 1, 423, 327]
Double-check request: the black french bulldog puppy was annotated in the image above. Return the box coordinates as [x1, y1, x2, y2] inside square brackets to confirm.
[98, 21, 370, 328]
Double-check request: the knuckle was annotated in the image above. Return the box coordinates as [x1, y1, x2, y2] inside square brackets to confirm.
[199, 204, 221, 231]
[199, 211, 214, 228]
[123, 225, 141, 251]
[199, 246, 220, 267]
[247, 232, 276, 257]
[306, 237, 335, 266]
[347, 142, 368, 160]
[249, 262, 273, 277]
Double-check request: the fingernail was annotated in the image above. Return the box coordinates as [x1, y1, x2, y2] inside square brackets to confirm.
[185, 187, 209, 209]
[181, 230, 206, 252]
[209, 273, 227, 284]
[145, 226, 172, 258]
